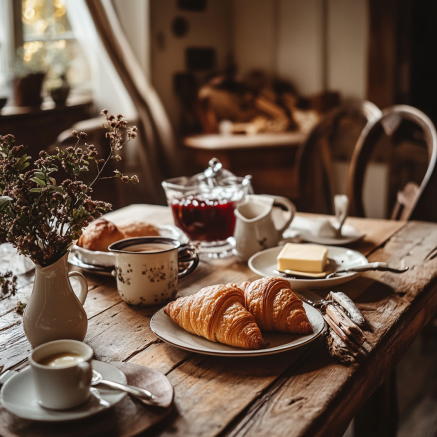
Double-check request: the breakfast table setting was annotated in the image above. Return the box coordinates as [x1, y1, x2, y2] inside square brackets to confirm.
[1, 114, 437, 437]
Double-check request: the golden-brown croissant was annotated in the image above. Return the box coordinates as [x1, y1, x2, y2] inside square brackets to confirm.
[164, 284, 265, 349]
[240, 277, 313, 334]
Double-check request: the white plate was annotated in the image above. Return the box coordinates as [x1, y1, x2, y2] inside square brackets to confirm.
[248, 245, 368, 289]
[68, 254, 114, 276]
[0, 360, 126, 422]
[150, 304, 325, 357]
[71, 225, 189, 267]
[297, 224, 365, 246]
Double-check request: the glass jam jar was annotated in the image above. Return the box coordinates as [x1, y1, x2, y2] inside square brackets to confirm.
[162, 159, 252, 257]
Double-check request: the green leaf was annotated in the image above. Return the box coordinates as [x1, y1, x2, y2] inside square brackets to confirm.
[49, 177, 56, 185]
[0, 196, 12, 210]
[35, 172, 46, 179]
[49, 185, 64, 193]
[13, 155, 27, 169]
[32, 177, 46, 186]
[21, 162, 30, 170]
[30, 188, 43, 193]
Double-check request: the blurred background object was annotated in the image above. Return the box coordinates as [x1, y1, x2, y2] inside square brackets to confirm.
[0, 0, 436, 219]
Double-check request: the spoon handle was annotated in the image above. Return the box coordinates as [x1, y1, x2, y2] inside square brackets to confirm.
[342, 262, 409, 273]
[98, 379, 156, 401]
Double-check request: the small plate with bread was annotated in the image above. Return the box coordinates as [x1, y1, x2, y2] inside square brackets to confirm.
[70, 218, 189, 272]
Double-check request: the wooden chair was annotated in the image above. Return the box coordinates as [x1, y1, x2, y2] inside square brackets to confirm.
[348, 105, 437, 221]
[294, 101, 382, 214]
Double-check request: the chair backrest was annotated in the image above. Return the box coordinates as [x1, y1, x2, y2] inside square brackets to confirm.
[295, 101, 382, 214]
[347, 105, 437, 221]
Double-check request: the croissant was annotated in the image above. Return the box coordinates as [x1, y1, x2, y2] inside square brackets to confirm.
[164, 284, 265, 349]
[240, 277, 313, 334]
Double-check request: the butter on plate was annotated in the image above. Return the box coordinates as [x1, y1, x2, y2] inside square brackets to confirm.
[277, 243, 328, 273]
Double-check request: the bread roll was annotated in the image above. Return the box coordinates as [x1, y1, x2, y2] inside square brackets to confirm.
[117, 219, 160, 238]
[78, 218, 125, 252]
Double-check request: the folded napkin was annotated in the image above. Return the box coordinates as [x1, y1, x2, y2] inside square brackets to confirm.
[284, 195, 350, 239]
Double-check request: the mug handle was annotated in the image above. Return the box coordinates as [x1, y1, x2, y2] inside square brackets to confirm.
[69, 271, 89, 306]
[268, 195, 296, 235]
[77, 361, 92, 390]
[178, 246, 199, 279]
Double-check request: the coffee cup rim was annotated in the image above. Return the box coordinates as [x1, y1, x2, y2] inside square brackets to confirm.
[108, 237, 181, 254]
[30, 339, 93, 370]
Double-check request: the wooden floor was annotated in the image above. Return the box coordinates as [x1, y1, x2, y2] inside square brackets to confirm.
[343, 320, 437, 437]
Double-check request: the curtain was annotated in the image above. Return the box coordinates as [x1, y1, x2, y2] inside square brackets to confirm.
[66, 0, 178, 204]
[65, 0, 136, 119]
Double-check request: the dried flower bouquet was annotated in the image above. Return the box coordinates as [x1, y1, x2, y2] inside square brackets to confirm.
[0, 109, 139, 267]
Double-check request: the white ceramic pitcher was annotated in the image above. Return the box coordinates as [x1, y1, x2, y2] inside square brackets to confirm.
[234, 195, 295, 261]
[23, 253, 89, 348]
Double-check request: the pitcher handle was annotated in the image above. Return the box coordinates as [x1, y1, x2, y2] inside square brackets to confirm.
[68, 271, 89, 306]
[270, 195, 296, 235]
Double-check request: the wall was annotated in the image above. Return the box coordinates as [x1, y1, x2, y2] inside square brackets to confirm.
[232, 0, 368, 99]
[150, 0, 232, 131]
[147, 0, 368, 129]
[113, 0, 150, 80]
[327, 0, 367, 100]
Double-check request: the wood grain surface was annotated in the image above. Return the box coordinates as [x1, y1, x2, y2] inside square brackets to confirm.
[1, 205, 436, 437]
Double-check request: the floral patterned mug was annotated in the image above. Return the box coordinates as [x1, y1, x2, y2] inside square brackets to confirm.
[109, 237, 199, 306]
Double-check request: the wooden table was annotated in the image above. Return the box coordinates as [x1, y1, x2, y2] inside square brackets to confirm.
[2, 204, 437, 437]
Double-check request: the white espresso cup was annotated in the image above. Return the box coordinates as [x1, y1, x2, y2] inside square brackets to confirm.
[109, 237, 199, 306]
[29, 339, 93, 410]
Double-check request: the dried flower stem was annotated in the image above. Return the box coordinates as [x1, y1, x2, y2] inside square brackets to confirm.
[0, 109, 139, 267]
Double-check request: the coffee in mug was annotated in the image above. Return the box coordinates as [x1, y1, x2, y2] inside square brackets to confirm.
[29, 339, 93, 410]
[38, 352, 85, 368]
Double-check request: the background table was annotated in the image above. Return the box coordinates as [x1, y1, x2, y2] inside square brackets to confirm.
[1, 204, 437, 437]
[183, 133, 304, 198]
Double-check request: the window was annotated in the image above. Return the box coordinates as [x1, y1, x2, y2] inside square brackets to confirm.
[0, 0, 90, 96]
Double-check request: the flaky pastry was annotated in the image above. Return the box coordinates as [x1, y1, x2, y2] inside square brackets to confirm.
[240, 277, 313, 334]
[164, 284, 265, 350]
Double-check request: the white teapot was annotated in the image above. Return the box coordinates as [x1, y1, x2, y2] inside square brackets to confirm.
[233, 195, 295, 261]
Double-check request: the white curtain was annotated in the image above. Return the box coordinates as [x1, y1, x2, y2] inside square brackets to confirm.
[65, 0, 136, 118]
[101, 0, 176, 157]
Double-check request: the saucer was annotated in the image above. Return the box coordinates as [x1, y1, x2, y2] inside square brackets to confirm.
[0, 360, 127, 422]
[248, 244, 368, 289]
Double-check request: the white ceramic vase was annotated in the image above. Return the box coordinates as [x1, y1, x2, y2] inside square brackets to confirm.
[23, 252, 89, 348]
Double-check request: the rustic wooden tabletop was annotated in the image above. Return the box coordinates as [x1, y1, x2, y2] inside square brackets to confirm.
[1, 204, 437, 437]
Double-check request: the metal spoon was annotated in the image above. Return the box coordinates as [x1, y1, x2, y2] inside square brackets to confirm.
[334, 194, 349, 238]
[90, 387, 111, 408]
[91, 369, 157, 405]
[275, 262, 409, 280]
[325, 262, 409, 278]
